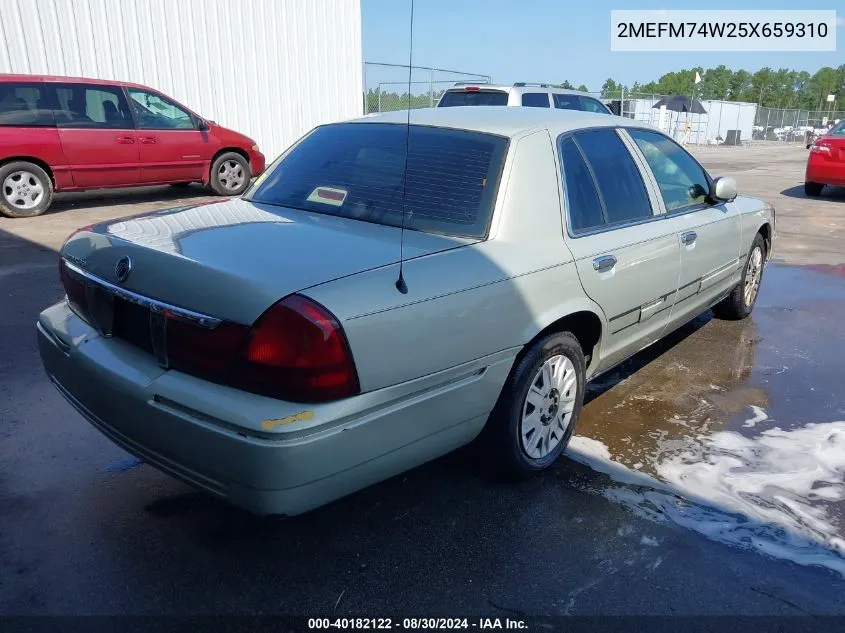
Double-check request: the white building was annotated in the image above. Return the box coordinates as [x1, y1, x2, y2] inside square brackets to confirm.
[0, 0, 363, 160]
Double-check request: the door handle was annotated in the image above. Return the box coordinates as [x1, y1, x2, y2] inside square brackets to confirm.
[140, 137, 157, 144]
[681, 231, 697, 246]
[116, 136, 135, 144]
[592, 255, 617, 273]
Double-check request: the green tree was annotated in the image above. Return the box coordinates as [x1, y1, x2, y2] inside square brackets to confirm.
[576, 84, 589, 92]
[600, 78, 623, 98]
[557, 80, 575, 89]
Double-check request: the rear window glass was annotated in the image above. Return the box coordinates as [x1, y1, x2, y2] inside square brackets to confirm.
[248, 123, 509, 239]
[0, 82, 54, 127]
[521, 93, 550, 108]
[828, 121, 845, 135]
[438, 90, 509, 107]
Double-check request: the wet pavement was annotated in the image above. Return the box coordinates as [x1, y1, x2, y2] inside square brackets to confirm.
[3, 144, 845, 616]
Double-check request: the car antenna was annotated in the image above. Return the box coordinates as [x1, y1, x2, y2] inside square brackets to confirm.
[395, 0, 414, 295]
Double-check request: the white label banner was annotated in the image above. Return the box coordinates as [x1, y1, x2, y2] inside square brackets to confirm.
[611, 10, 837, 52]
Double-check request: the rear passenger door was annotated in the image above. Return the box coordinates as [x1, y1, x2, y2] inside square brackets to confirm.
[558, 128, 680, 372]
[51, 83, 140, 187]
[625, 128, 742, 328]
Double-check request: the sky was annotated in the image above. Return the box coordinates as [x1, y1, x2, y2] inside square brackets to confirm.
[361, 0, 845, 91]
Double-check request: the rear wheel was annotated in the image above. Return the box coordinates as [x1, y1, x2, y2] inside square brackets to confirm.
[209, 152, 251, 196]
[713, 232, 766, 321]
[804, 181, 824, 197]
[488, 331, 586, 477]
[0, 161, 53, 218]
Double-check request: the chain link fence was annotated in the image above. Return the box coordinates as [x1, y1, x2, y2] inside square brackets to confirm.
[363, 62, 491, 114]
[753, 107, 845, 143]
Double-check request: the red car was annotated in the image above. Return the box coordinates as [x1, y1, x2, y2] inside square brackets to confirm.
[805, 120, 845, 197]
[0, 74, 265, 218]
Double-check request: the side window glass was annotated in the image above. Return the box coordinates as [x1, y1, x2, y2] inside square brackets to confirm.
[53, 85, 132, 129]
[553, 94, 581, 110]
[128, 89, 195, 130]
[580, 97, 610, 114]
[574, 129, 653, 225]
[628, 128, 710, 211]
[521, 93, 550, 108]
[0, 83, 55, 126]
[560, 137, 605, 232]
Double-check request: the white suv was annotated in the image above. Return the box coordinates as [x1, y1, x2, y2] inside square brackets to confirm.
[437, 82, 613, 114]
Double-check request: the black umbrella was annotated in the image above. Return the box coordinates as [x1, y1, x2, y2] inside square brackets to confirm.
[651, 95, 707, 114]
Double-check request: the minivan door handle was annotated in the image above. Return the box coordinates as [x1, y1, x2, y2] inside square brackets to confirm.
[681, 231, 697, 246]
[140, 137, 157, 144]
[592, 255, 617, 273]
[116, 136, 135, 144]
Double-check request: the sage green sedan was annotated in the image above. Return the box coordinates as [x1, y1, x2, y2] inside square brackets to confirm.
[37, 107, 775, 515]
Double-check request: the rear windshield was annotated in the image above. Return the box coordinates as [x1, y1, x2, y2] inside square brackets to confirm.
[828, 120, 845, 135]
[438, 90, 509, 107]
[247, 123, 509, 239]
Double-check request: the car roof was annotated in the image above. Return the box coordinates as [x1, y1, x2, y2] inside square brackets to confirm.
[443, 84, 601, 98]
[0, 73, 151, 91]
[349, 106, 648, 138]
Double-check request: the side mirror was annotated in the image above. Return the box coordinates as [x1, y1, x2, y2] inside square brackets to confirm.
[197, 118, 209, 131]
[711, 176, 737, 202]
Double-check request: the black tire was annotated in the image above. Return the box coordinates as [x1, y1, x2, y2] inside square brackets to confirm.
[712, 232, 766, 321]
[804, 181, 824, 197]
[488, 331, 586, 478]
[209, 152, 251, 196]
[0, 161, 53, 218]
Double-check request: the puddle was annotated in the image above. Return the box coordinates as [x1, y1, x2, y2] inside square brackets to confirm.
[568, 265, 845, 577]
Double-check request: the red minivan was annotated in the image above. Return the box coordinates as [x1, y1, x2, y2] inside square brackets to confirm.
[0, 74, 265, 217]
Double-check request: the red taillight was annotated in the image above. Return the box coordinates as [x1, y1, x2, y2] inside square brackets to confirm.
[166, 318, 249, 384]
[811, 141, 832, 155]
[464, 86, 480, 92]
[231, 295, 359, 403]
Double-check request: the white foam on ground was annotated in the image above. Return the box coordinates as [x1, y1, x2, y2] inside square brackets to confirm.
[567, 422, 845, 577]
[742, 405, 769, 428]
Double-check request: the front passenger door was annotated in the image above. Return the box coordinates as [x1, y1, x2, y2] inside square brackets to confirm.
[559, 129, 680, 372]
[625, 128, 742, 329]
[127, 88, 208, 183]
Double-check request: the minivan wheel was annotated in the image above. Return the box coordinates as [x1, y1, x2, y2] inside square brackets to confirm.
[712, 232, 766, 321]
[209, 152, 251, 196]
[488, 331, 586, 477]
[804, 181, 824, 197]
[0, 161, 53, 218]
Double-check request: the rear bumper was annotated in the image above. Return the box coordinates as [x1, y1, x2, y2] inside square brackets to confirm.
[37, 301, 510, 516]
[806, 157, 845, 186]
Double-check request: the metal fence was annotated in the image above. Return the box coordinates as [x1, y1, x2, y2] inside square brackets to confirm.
[753, 107, 845, 142]
[363, 62, 491, 114]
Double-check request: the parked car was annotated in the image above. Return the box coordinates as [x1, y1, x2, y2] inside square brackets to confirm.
[437, 82, 613, 114]
[0, 74, 265, 218]
[805, 120, 845, 196]
[37, 107, 775, 516]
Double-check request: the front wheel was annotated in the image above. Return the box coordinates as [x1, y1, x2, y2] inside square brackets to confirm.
[209, 152, 251, 196]
[713, 232, 766, 321]
[488, 331, 586, 477]
[804, 181, 824, 197]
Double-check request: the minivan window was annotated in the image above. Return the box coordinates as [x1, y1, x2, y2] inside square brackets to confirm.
[573, 129, 653, 225]
[438, 90, 509, 107]
[53, 84, 132, 129]
[247, 123, 508, 239]
[128, 89, 195, 130]
[553, 94, 581, 110]
[560, 137, 605, 232]
[521, 93, 550, 108]
[0, 82, 54, 127]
